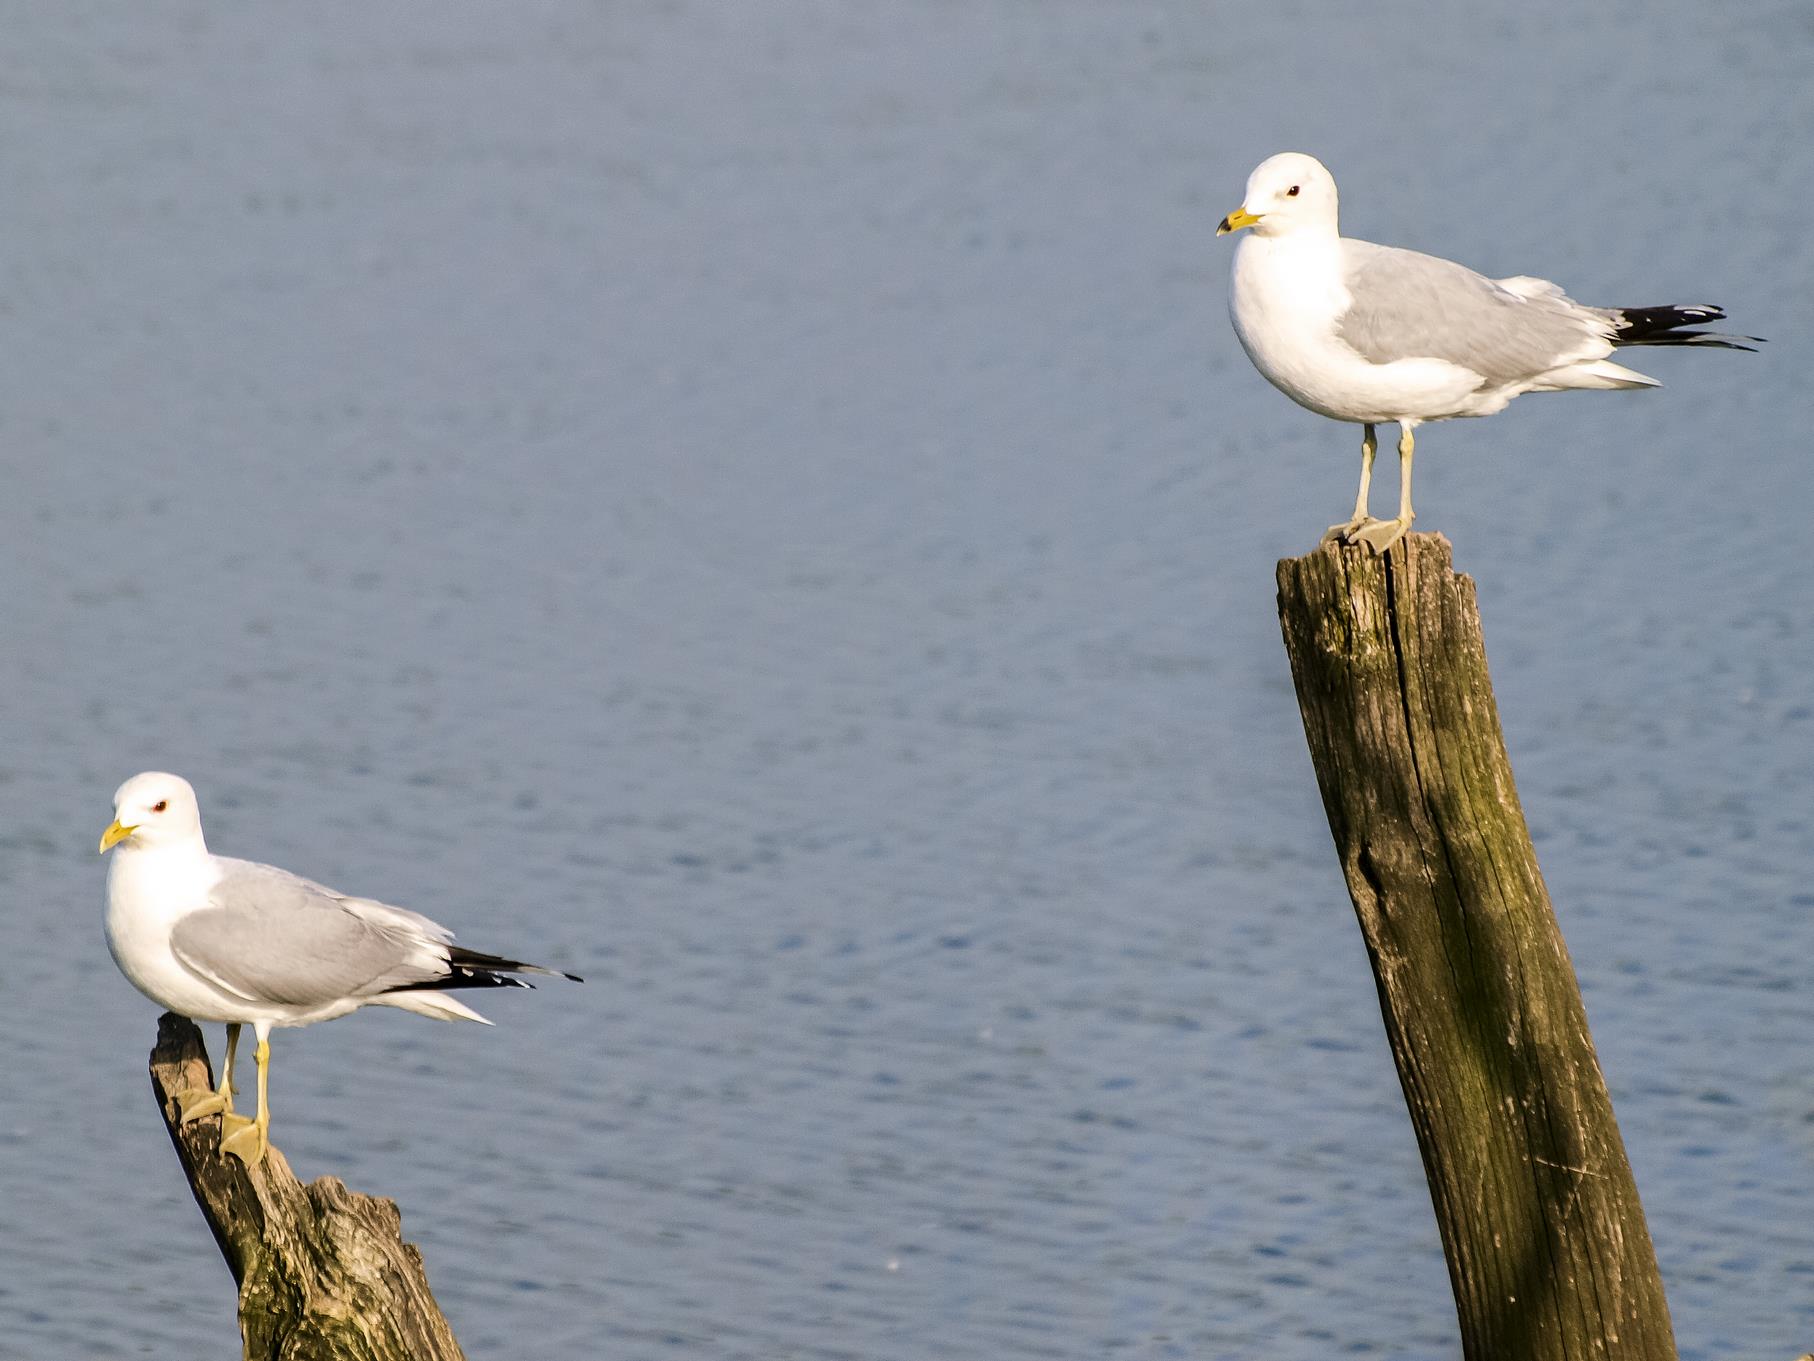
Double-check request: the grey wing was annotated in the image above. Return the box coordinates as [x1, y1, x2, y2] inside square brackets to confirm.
[1335, 240, 1613, 386]
[168, 858, 447, 1007]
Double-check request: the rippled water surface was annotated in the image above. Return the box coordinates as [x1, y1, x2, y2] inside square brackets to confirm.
[3, 4, 1811, 1358]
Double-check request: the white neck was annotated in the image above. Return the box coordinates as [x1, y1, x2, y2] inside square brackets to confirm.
[107, 834, 217, 924]
[1232, 231, 1349, 326]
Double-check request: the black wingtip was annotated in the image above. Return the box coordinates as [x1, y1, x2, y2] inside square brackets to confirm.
[379, 945, 587, 996]
[1612, 303, 1764, 351]
[446, 945, 583, 980]
[384, 968, 537, 996]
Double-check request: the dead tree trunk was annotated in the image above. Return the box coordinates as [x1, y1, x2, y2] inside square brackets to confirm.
[148, 1013, 466, 1361]
[1275, 534, 1676, 1361]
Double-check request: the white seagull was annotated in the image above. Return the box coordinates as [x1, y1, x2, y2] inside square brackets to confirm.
[101, 771, 581, 1165]
[1217, 152, 1757, 553]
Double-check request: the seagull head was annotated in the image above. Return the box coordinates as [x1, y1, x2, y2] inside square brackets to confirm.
[100, 771, 205, 853]
[1217, 152, 1339, 239]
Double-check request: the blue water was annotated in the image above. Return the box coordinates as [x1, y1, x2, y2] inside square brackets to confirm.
[2, 3, 1810, 1358]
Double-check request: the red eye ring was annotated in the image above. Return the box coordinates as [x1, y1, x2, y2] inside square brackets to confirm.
[151, 800, 168, 813]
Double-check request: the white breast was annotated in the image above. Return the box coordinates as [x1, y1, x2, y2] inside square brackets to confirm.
[104, 846, 245, 1022]
[1229, 234, 1483, 424]
[1230, 235, 1351, 413]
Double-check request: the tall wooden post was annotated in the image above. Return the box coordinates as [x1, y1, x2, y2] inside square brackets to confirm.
[1275, 534, 1676, 1361]
[149, 1013, 466, 1361]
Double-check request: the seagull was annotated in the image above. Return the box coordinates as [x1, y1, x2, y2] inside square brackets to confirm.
[101, 771, 581, 1165]
[1217, 152, 1758, 553]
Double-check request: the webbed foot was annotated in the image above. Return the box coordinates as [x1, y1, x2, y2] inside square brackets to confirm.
[174, 1086, 231, 1125]
[1323, 515, 1379, 544]
[219, 1117, 269, 1166]
[1348, 516, 1413, 555]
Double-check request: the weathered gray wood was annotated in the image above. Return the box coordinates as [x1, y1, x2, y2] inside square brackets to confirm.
[148, 1013, 466, 1361]
[1275, 533, 1676, 1361]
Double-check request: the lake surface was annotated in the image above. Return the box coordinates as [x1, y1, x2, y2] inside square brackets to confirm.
[2, 3, 1810, 1358]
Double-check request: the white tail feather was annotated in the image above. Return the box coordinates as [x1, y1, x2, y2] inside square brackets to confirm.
[372, 991, 493, 1024]
[1535, 358, 1661, 392]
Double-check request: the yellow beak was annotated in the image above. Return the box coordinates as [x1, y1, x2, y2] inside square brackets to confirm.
[1217, 206, 1261, 237]
[99, 819, 137, 853]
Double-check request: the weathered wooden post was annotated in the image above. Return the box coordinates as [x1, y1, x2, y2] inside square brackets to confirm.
[148, 1013, 466, 1361]
[1275, 534, 1676, 1361]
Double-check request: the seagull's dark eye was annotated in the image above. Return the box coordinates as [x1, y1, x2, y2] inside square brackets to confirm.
[151, 800, 168, 813]
[1286, 185, 1301, 197]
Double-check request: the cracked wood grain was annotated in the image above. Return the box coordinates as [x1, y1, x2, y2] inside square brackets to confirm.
[149, 1013, 467, 1361]
[1276, 534, 1675, 1361]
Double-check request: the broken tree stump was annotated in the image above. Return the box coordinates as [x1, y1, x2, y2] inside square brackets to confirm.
[1275, 534, 1676, 1361]
[148, 1012, 466, 1361]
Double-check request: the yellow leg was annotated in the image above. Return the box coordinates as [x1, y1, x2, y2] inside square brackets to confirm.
[1351, 425, 1417, 554]
[219, 1032, 271, 1165]
[1396, 425, 1416, 525]
[176, 1022, 244, 1125]
[1323, 423, 1380, 543]
[218, 1024, 253, 1138]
